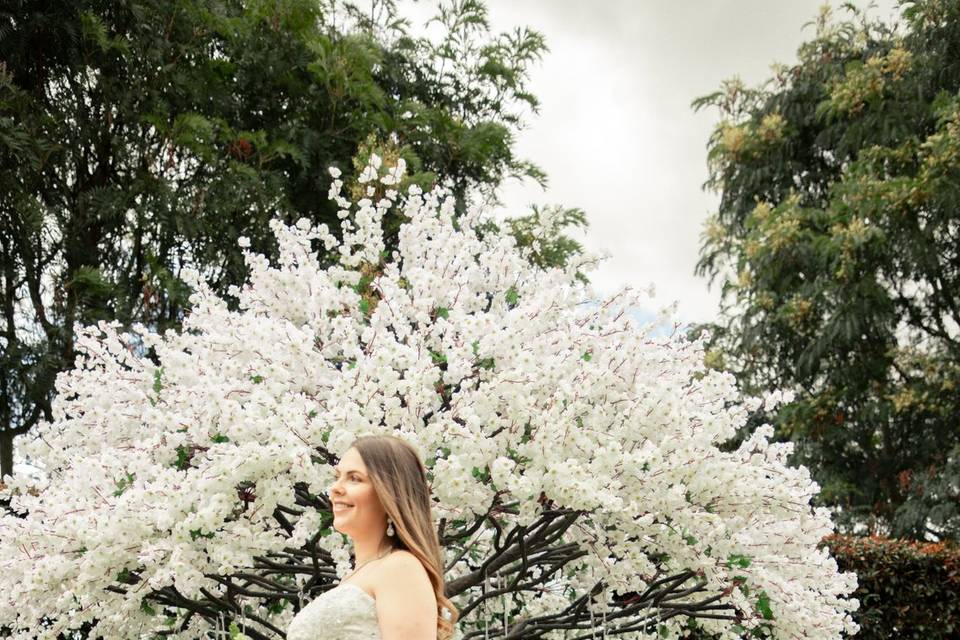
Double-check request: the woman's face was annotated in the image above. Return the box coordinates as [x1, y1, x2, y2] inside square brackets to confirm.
[329, 447, 387, 537]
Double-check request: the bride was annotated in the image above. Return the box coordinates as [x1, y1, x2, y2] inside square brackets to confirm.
[287, 435, 458, 639]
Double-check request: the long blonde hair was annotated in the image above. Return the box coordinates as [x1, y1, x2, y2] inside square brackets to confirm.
[350, 435, 459, 639]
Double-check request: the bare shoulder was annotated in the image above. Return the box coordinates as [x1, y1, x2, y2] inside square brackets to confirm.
[373, 549, 437, 637]
[372, 548, 433, 596]
[381, 549, 430, 581]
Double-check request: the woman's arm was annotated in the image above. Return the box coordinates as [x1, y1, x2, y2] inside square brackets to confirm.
[375, 551, 439, 640]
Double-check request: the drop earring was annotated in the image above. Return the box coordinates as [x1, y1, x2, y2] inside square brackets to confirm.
[386, 517, 395, 537]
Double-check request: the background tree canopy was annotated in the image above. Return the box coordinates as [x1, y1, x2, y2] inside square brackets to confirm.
[0, 0, 586, 480]
[694, 0, 960, 541]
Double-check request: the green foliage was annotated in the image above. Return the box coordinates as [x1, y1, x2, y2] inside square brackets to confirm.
[112, 472, 136, 497]
[755, 590, 773, 620]
[694, 0, 960, 540]
[823, 533, 960, 638]
[726, 553, 751, 569]
[188, 528, 215, 541]
[173, 445, 191, 471]
[479, 204, 590, 283]
[505, 286, 519, 307]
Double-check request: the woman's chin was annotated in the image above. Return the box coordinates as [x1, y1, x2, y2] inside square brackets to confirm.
[332, 516, 351, 534]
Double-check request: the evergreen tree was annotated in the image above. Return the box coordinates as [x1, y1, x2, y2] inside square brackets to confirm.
[694, 0, 960, 541]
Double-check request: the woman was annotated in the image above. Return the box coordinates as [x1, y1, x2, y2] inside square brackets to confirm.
[287, 435, 458, 640]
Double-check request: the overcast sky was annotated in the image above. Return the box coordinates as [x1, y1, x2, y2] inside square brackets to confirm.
[461, 0, 900, 325]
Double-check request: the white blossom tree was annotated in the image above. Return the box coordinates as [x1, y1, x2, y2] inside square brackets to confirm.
[0, 157, 859, 640]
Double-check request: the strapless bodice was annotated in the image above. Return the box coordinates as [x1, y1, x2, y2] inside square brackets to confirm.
[287, 582, 381, 640]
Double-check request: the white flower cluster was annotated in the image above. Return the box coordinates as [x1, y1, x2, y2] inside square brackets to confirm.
[0, 157, 858, 639]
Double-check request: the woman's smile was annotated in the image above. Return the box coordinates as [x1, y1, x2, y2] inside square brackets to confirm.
[332, 501, 354, 513]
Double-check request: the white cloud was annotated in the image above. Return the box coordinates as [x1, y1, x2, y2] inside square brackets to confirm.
[476, 0, 899, 326]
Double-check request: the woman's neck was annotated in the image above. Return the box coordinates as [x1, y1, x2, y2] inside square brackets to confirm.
[353, 533, 393, 569]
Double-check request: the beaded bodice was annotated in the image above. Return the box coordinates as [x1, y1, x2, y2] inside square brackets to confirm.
[287, 582, 381, 640]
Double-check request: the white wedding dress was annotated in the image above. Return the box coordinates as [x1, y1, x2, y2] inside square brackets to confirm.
[287, 582, 382, 639]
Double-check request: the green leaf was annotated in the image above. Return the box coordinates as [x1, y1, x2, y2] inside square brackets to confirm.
[68, 266, 114, 302]
[266, 599, 287, 614]
[756, 590, 774, 620]
[171, 112, 216, 152]
[174, 445, 190, 470]
[140, 599, 157, 616]
[471, 466, 491, 482]
[153, 368, 163, 394]
[582, 351, 592, 361]
[211, 433, 230, 444]
[505, 286, 519, 307]
[189, 528, 215, 541]
[520, 423, 533, 444]
[250, 374, 264, 384]
[726, 553, 752, 568]
[435, 306, 449, 319]
[113, 472, 136, 497]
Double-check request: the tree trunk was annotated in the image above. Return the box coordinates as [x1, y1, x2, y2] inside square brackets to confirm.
[0, 429, 13, 482]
